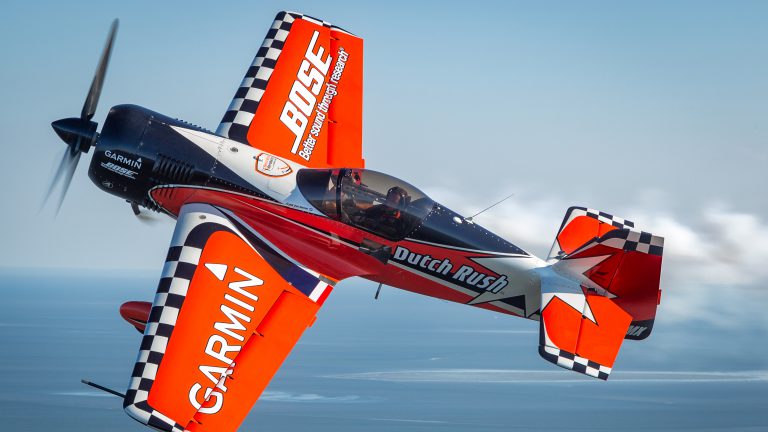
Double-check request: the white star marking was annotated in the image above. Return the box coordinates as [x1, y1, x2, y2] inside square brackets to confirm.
[552, 254, 617, 299]
[466, 256, 543, 317]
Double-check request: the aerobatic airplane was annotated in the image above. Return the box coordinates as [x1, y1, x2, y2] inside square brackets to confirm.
[47, 11, 664, 432]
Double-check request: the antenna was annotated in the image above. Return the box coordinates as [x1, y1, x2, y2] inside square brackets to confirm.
[465, 193, 515, 223]
[81, 379, 126, 398]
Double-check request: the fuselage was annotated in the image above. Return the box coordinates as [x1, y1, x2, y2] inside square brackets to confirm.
[90, 104, 546, 318]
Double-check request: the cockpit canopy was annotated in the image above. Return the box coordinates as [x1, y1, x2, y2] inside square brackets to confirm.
[296, 168, 435, 241]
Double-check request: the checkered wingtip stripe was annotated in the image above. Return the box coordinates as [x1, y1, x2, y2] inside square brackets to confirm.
[216, 11, 351, 144]
[123, 241, 202, 432]
[600, 227, 664, 256]
[568, 206, 635, 230]
[539, 345, 612, 380]
[554, 206, 663, 257]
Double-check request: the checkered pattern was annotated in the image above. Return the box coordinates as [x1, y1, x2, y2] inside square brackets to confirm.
[549, 206, 665, 259]
[123, 238, 204, 431]
[539, 345, 612, 380]
[216, 11, 351, 144]
[581, 207, 634, 229]
[559, 206, 635, 231]
[599, 228, 664, 256]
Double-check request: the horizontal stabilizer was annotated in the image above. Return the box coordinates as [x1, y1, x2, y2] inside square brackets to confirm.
[548, 206, 664, 339]
[539, 292, 632, 380]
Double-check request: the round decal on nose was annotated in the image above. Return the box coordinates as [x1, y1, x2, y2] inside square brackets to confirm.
[255, 153, 292, 177]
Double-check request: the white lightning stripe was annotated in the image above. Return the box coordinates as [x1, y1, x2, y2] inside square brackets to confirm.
[148, 183, 340, 246]
[225, 196, 360, 257]
[169, 125, 320, 210]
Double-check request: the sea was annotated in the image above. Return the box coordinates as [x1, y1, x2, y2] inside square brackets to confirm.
[0, 268, 765, 431]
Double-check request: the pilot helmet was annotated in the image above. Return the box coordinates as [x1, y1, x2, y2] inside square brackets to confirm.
[385, 186, 408, 209]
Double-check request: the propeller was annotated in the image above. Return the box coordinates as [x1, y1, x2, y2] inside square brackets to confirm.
[44, 19, 118, 214]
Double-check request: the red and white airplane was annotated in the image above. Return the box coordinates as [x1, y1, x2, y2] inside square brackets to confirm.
[48, 12, 664, 432]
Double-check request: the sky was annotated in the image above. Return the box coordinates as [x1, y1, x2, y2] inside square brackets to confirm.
[0, 0, 766, 329]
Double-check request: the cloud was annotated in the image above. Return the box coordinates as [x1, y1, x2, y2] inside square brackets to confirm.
[260, 391, 364, 403]
[423, 187, 768, 328]
[635, 207, 768, 286]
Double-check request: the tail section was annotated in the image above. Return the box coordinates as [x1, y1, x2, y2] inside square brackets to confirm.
[538, 206, 664, 379]
[548, 206, 664, 339]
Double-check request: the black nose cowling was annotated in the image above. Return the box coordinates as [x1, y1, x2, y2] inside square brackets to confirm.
[51, 117, 98, 154]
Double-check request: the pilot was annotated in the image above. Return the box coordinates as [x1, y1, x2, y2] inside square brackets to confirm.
[361, 186, 409, 236]
[384, 186, 408, 216]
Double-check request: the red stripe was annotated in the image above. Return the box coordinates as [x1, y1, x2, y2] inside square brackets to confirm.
[315, 285, 333, 306]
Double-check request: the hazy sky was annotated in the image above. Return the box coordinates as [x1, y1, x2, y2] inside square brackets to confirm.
[0, 1, 766, 327]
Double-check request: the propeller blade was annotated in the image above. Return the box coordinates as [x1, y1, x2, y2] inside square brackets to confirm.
[81, 19, 118, 121]
[42, 148, 73, 209]
[130, 201, 165, 224]
[135, 212, 162, 224]
[45, 19, 118, 214]
[54, 151, 81, 215]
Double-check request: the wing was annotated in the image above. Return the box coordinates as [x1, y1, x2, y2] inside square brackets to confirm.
[216, 11, 364, 169]
[123, 203, 333, 432]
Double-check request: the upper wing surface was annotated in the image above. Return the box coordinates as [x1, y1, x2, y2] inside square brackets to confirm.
[123, 203, 333, 432]
[216, 11, 364, 169]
